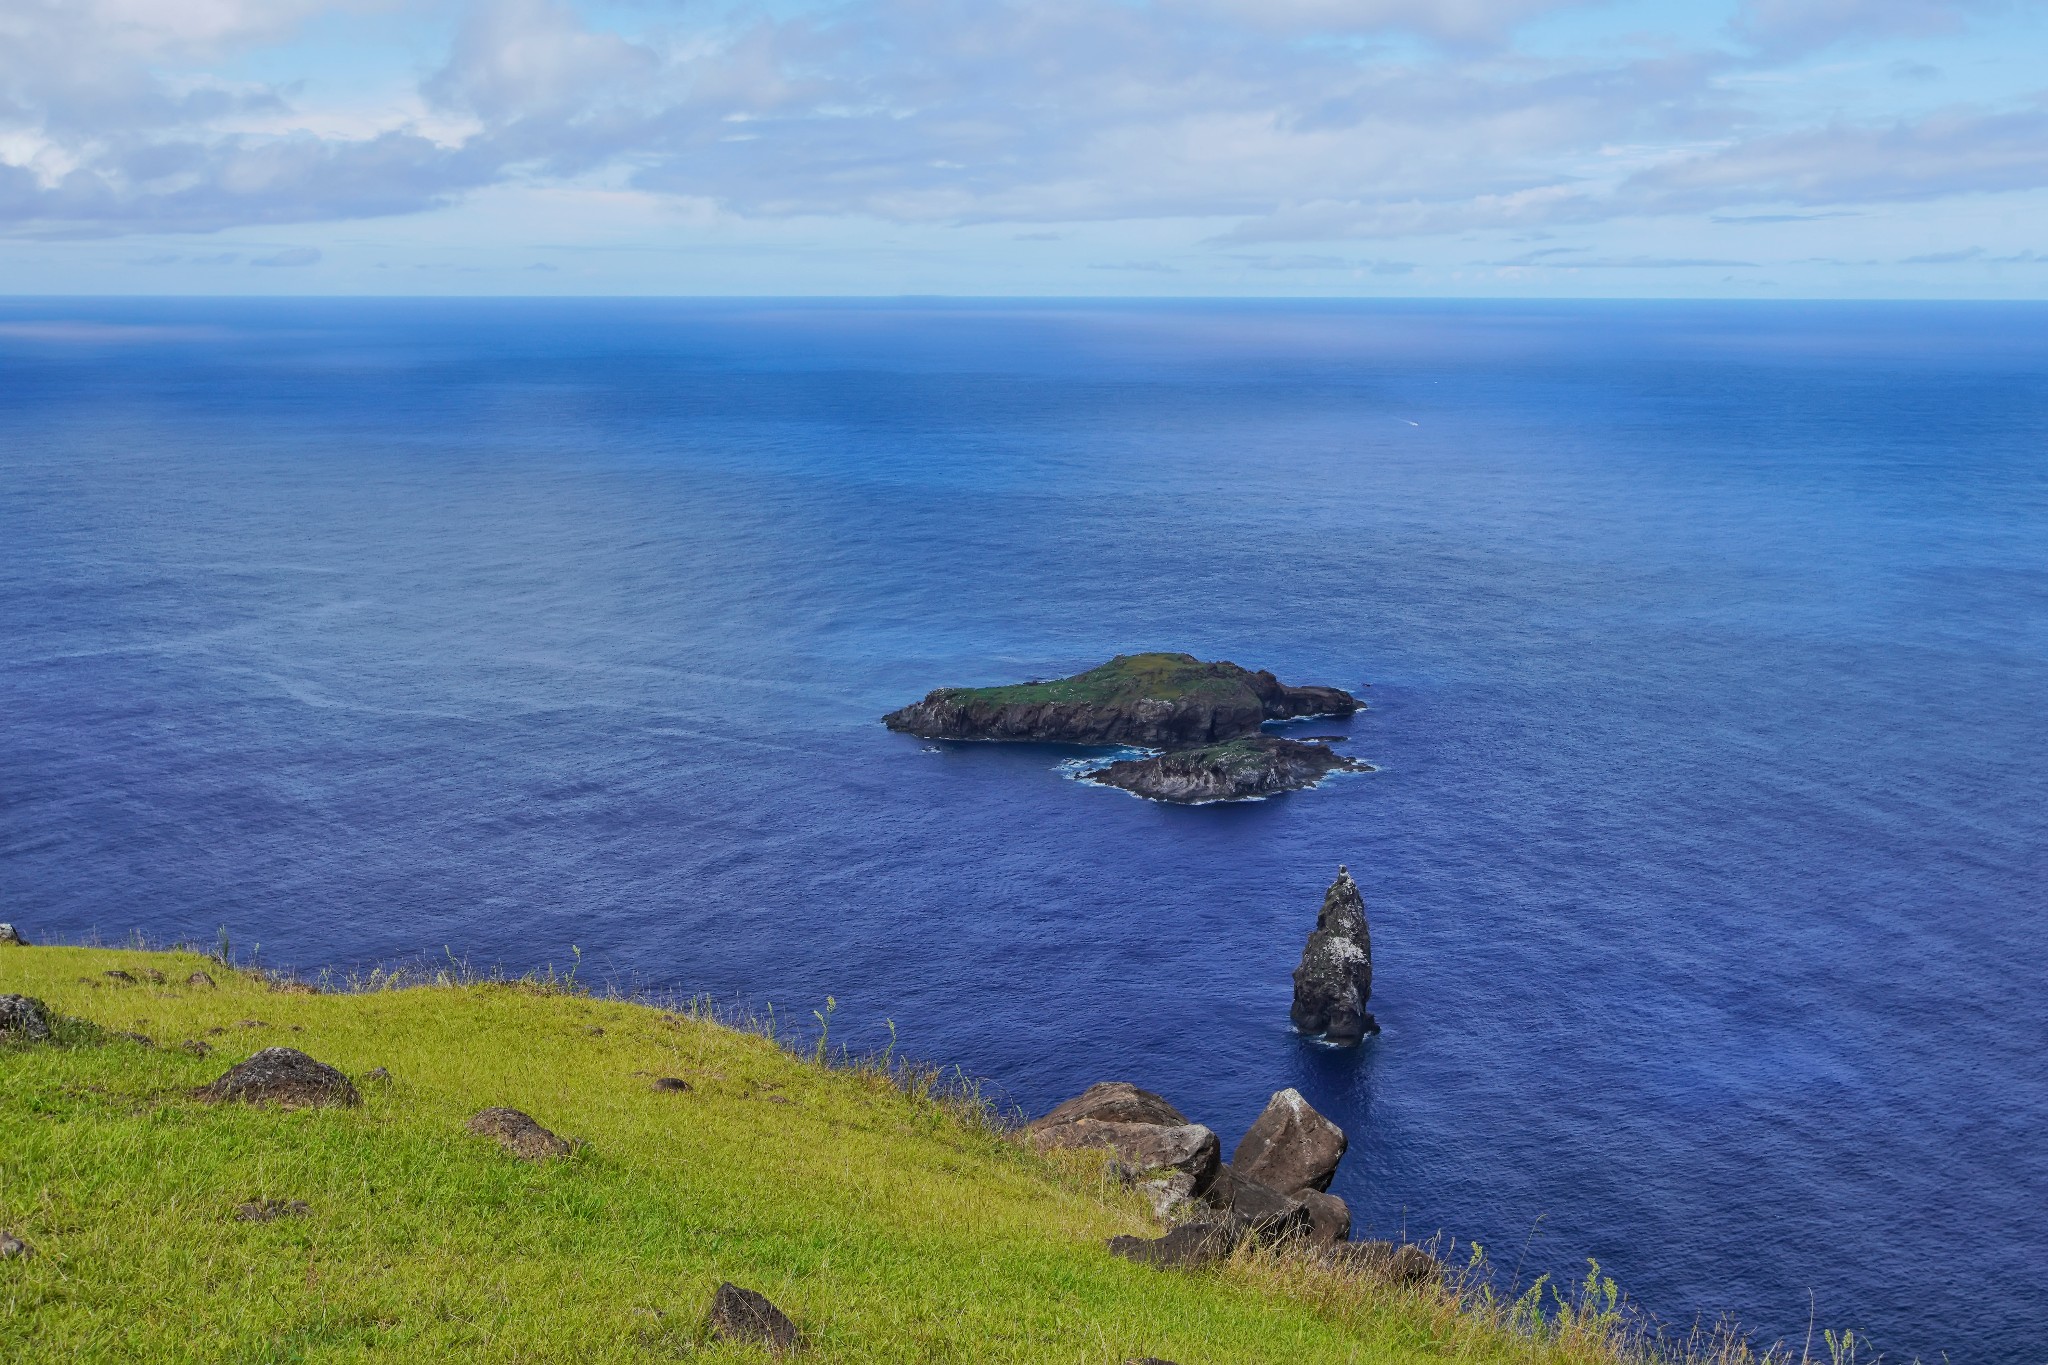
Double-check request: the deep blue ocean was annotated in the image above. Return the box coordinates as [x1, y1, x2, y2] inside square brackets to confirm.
[3, 299, 2044, 1361]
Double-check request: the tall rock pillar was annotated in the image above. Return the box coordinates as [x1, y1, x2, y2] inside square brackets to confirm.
[1290, 865, 1377, 1043]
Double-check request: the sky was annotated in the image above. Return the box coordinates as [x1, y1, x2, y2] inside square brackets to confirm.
[1, 0, 2045, 296]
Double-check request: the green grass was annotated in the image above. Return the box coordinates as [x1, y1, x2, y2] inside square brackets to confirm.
[938, 653, 1255, 708]
[2, 946, 1787, 1364]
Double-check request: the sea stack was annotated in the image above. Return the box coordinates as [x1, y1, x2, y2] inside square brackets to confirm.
[1291, 866, 1377, 1044]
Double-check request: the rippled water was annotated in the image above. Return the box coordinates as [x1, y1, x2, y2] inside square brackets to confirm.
[4, 298, 2044, 1361]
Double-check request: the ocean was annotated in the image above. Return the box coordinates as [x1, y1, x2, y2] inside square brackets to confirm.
[3, 298, 2043, 1361]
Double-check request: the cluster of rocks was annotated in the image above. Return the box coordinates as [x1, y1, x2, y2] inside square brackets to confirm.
[1029, 1080, 1357, 1266]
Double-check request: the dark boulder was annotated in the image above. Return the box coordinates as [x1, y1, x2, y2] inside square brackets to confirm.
[1300, 1189, 1351, 1246]
[1291, 866, 1377, 1043]
[196, 1048, 360, 1109]
[186, 971, 216, 989]
[1030, 1081, 1188, 1131]
[103, 969, 136, 984]
[1232, 1087, 1347, 1195]
[1198, 1166, 1311, 1243]
[0, 1231, 33, 1259]
[0, 924, 25, 946]
[1031, 1120, 1221, 1195]
[652, 1076, 692, 1093]
[0, 994, 55, 1043]
[706, 1282, 800, 1353]
[467, 1107, 574, 1161]
[1107, 1220, 1243, 1269]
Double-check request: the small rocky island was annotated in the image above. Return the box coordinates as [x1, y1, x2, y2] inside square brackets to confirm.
[883, 652, 1370, 802]
[1292, 866, 1377, 1043]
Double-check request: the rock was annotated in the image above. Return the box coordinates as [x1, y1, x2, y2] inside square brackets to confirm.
[0, 924, 26, 946]
[140, 969, 166, 985]
[1107, 1220, 1243, 1269]
[1126, 1359, 1181, 1365]
[1332, 1240, 1442, 1288]
[181, 1039, 214, 1057]
[363, 1067, 392, 1085]
[1199, 1166, 1311, 1243]
[233, 1199, 310, 1223]
[1232, 1088, 1347, 1196]
[652, 1077, 692, 1093]
[237, 1019, 266, 1029]
[111, 1031, 156, 1048]
[196, 1048, 361, 1109]
[103, 969, 136, 984]
[1137, 1171, 1197, 1221]
[1301, 1189, 1351, 1246]
[467, 1107, 573, 1161]
[706, 1282, 800, 1353]
[0, 1231, 33, 1259]
[1291, 866, 1377, 1043]
[1031, 1120, 1221, 1195]
[0, 994, 55, 1043]
[1086, 736, 1370, 804]
[187, 971, 216, 989]
[884, 653, 1359, 749]
[1030, 1081, 1188, 1131]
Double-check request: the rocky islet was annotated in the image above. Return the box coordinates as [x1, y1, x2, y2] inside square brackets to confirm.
[883, 652, 1370, 802]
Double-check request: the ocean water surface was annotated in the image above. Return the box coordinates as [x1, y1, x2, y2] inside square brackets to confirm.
[3, 298, 2044, 1361]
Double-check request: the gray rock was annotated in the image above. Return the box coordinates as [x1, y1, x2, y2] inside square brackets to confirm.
[706, 1282, 800, 1353]
[0, 1231, 33, 1259]
[1107, 1220, 1243, 1268]
[103, 969, 136, 985]
[0, 995, 55, 1043]
[186, 971, 216, 989]
[196, 1048, 360, 1109]
[1136, 1171, 1197, 1221]
[1290, 866, 1377, 1043]
[0, 924, 25, 946]
[467, 1107, 573, 1161]
[363, 1067, 392, 1085]
[652, 1076, 692, 1093]
[1300, 1189, 1351, 1246]
[1032, 1119, 1221, 1194]
[1029, 1081, 1187, 1132]
[1232, 1087, 1347, 1195]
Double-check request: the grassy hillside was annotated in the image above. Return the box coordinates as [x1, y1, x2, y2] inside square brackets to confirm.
[2, 945, 1769, 1364]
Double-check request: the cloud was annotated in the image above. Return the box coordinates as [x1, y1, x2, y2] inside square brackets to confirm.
[1899, 247, 2047, 264]
[1163, 0, 1590, 45]
[251, 245, 321, 265]
[1, 0, 2044, 251]
[1622, 107, 2048, 210]
[1731, 0, 2011, 58]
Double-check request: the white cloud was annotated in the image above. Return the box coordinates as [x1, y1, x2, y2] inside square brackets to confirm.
[2, 0, 2044, 249]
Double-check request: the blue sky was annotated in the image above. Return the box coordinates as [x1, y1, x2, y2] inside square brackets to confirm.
[1, 0, 2044, 295]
